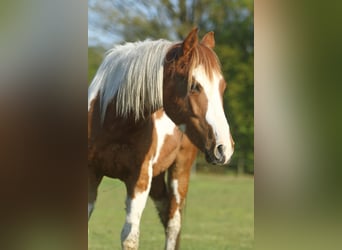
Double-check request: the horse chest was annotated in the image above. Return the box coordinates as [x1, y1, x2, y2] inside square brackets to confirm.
[151, 110, 183, 176]
[152, 134, 181, 176]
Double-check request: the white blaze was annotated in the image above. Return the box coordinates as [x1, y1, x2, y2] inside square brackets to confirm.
[192, 65, 234, 163]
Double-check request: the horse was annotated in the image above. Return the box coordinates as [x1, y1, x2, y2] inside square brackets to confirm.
[88, 28, 235, 250]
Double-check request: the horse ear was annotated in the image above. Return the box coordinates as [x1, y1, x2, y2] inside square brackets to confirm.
[201, 31, 215, 49]
[182, 27, 199, 56]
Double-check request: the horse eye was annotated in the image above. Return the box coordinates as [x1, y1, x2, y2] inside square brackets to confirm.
[190, 82, 201, 93]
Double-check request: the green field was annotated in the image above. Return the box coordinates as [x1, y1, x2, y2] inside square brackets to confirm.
[88, 173, 254, 250]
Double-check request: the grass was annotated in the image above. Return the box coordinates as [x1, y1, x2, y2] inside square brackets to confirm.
[88, 173, 254, 250]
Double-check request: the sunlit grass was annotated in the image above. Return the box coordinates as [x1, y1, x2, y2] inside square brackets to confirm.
[88, 173, 254, 250]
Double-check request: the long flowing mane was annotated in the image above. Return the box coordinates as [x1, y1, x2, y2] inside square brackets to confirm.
[88, 40, 175, 122]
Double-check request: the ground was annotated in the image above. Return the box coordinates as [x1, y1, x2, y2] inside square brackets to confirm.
[88, 173, 254, 250]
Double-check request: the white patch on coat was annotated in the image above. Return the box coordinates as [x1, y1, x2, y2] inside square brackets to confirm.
[152, 111, 177, 164]
[192, 65, 234, 163]
[171, 179, 181, 205]
[121, 160, 153, 249]
[166, 209, 181, 250]
[164, 179, 182, 249]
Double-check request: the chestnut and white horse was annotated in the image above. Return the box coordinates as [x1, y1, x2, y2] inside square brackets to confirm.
[88, 28, 234, 250]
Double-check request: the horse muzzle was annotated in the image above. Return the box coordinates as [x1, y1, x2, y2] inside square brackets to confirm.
[205, 144, 231, 165]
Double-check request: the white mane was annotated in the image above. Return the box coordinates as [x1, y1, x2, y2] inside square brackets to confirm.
[88, 39, 175, 122]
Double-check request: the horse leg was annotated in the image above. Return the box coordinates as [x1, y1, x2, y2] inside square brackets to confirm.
[149, 171, 185, 250]
[165, 136, 197, 250]
[149, 172, 170, 228]
[88, 168, 103, 220]
[121, 162, 153, 250]
[164, 165, 190, 250]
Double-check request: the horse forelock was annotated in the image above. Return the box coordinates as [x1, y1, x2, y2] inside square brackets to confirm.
[88, 40, 175, 123]
[188, 44, 222, 86]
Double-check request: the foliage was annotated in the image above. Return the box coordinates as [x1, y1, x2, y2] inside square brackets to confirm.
[88, 0, 254, 174]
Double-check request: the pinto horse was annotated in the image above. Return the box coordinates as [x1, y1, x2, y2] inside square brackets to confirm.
[88, 28, 234, 250]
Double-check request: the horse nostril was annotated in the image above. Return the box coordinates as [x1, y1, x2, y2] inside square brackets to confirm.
[214, 144, 225, 160]
[218, 144, 224, 155]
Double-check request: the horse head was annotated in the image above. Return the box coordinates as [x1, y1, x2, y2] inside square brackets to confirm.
[163, 28, 234, 165]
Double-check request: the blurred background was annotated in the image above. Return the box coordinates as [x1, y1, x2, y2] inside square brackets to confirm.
[88, 0, 254, 175]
